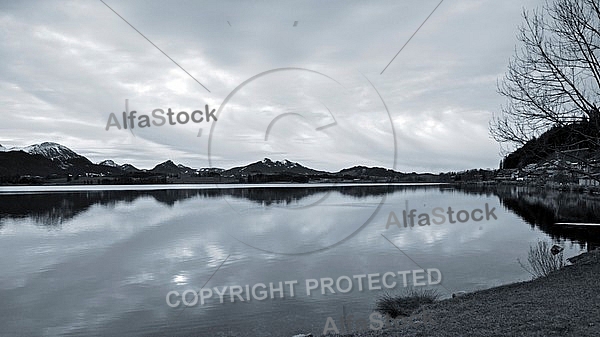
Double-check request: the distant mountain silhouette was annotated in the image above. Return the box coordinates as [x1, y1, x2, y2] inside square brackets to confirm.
[0, 142, 123, 178]
[99, 160, 142, 173]
[98, 160, 118, 167]
[338, 165, 404, 178]
[120, 163, 141, 172]
[222, 158, 326, 176]
[22, 142, 83, 169]
[150, 160, 197, 175]
[0, 142, 446, 184]
[0, 151, 63, 177]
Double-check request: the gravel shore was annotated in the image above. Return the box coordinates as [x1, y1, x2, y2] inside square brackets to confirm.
[332, 249, 600, 337]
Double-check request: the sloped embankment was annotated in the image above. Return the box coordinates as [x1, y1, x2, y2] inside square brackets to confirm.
[337, 249, 600, 337]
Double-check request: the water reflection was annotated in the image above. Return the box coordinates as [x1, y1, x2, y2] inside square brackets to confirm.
[0, 185, 440, 228]
[458, 185, 600, 250]
[0, 184, 595, 336]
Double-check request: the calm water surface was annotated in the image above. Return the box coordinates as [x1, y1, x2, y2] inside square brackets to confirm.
[0, 184, 596, 336]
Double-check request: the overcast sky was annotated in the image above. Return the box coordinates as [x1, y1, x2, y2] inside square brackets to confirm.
[0, 0, 545, 172]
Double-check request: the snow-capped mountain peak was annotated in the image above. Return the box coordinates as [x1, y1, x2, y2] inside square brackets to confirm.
[260, 158, 301, 168]
[22, 142, 80, 160]
[15, 142, 87, 169]
[99, 160, 119, 167]
[260, 159, 300, 168]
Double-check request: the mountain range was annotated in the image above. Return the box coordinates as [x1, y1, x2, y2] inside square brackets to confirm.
[0, 143, 121, 177]
[222, 158, 326, 176]
[0, 142, 426, 183]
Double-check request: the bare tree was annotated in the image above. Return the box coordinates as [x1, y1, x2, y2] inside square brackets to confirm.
[491, 0, 600, 182]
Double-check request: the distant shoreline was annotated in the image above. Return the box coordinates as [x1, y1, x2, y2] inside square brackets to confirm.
[454, 180, 600, 195]
[0, 182, 449, 193]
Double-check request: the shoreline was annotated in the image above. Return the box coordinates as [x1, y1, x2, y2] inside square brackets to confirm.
[334, 249, 600, 337]
[453, 180, 600, 195]
[0, 182, 447, 193]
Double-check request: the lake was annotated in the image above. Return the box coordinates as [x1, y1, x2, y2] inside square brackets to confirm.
[0, 184, 597, 336]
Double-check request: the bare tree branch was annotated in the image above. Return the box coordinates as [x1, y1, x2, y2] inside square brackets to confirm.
[491, 0, 600, 183]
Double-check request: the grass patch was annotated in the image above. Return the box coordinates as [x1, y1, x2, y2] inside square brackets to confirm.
[375, 288, 440, 318]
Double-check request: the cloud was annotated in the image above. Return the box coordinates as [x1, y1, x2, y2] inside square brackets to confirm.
[0, 0, 545, 172]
